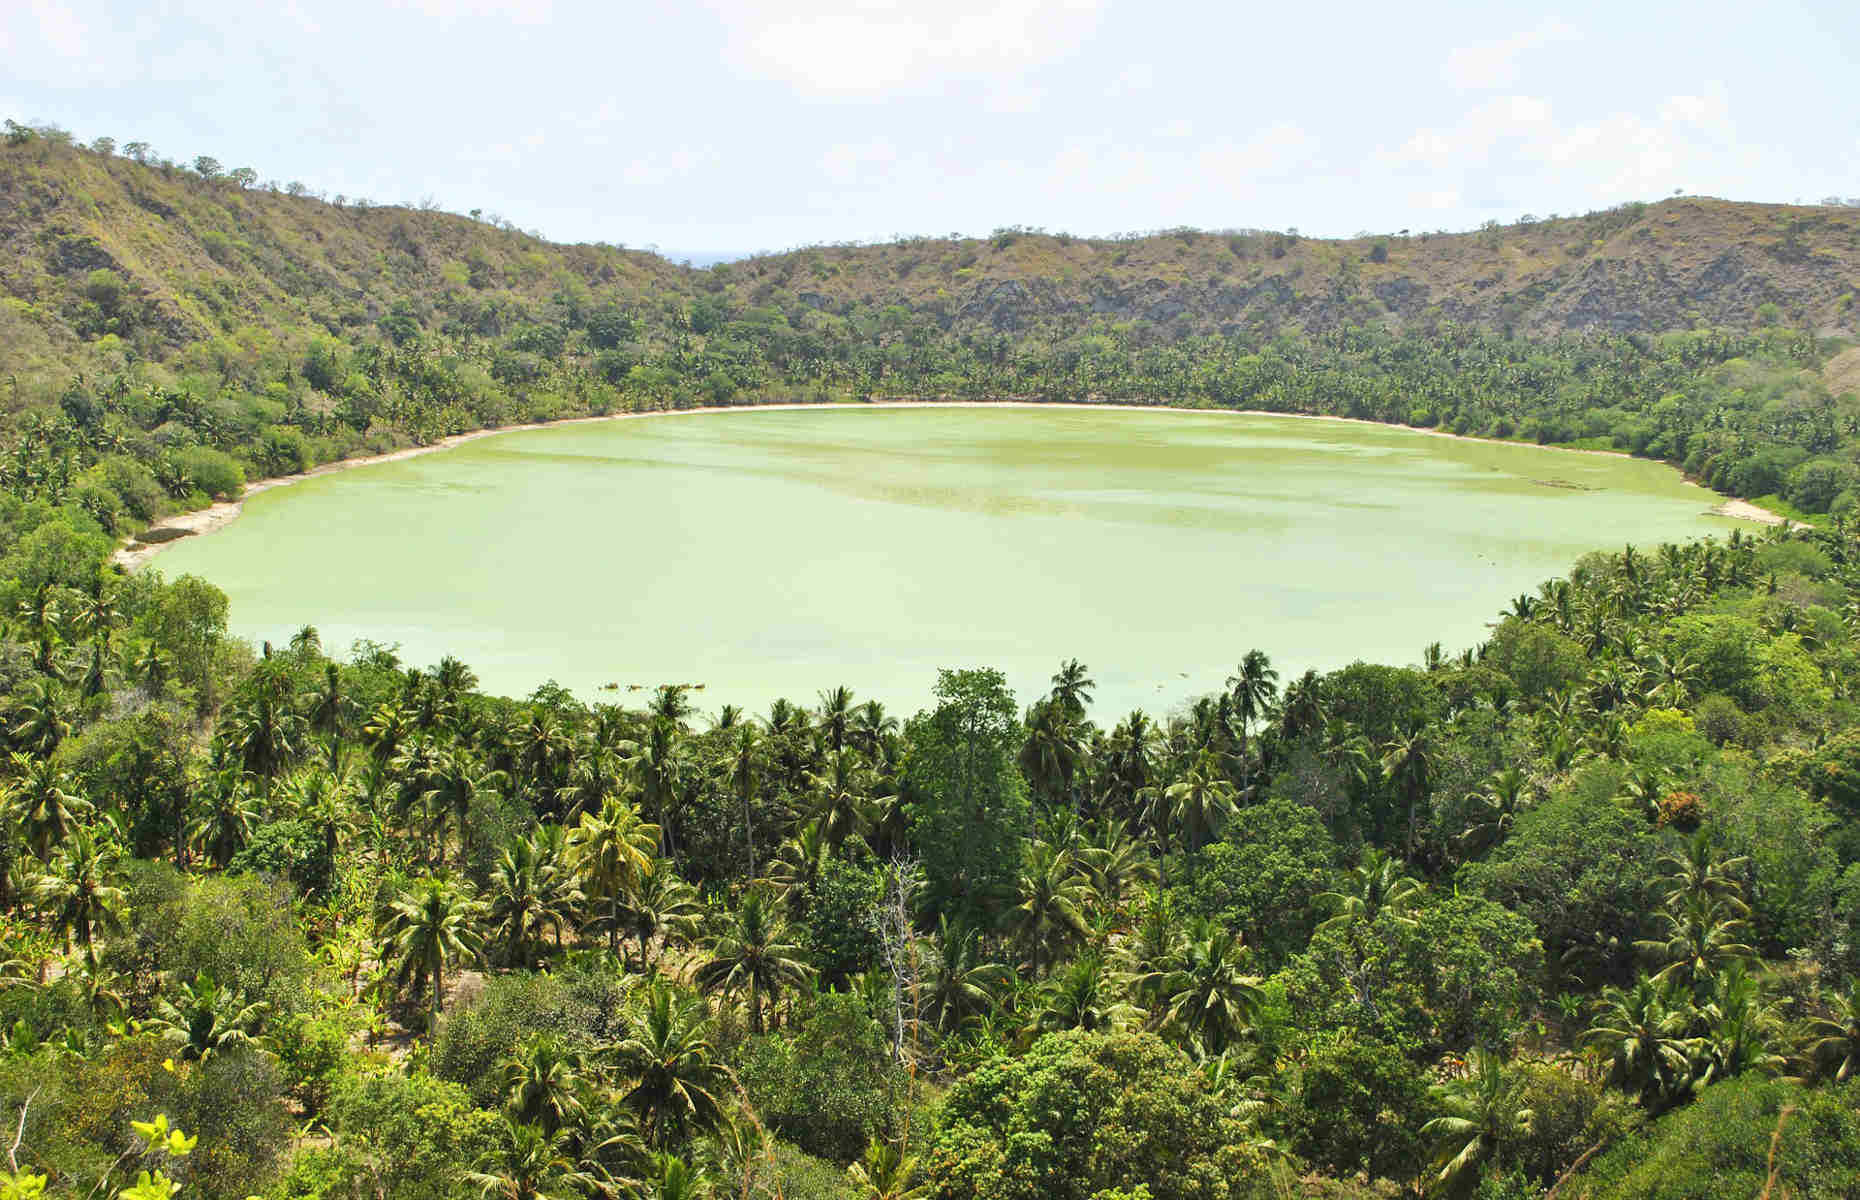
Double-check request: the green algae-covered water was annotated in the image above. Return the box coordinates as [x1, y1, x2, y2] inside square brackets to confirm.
[151, 406, 1735, 716]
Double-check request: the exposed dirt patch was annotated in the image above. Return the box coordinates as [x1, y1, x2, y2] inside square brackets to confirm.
[1826, 347, 1860, 399]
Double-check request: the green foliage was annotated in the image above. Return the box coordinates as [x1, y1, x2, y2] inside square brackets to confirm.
[170, 446, 244, 499]
[736, 991, 902, 1163]
[926, 1031, 1271, 1200]
[1482, 618, 1588, 701]
[903, 668, 1030, 922]
[1180, 796, 1336, 970]
[1576, 1076, 1860, 1199]
[321, 1070, 501, 1200]
[1464, 785, 1664, 984]
[800, 858, 884, 986]
[229, 818, 332, 894]
[1279, 1032, 1431, 1183]
[430, 971, 606, 1107]
[1279, 893, 1541, 1051]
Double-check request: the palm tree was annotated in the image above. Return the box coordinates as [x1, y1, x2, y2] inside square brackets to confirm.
[1077, 819, 1156, 915]
[1695, 961, 1781, 1085]
[1617, 765, 1670, 825]
[1637, 893, 1754, 995]
[817, 685, 856, 753]
[1314, 848, 1422, 933]
[15, 583, 63, 673]
[6, 754, 91, 861]
[1226, 650, 1279, 758]
[1380, 728, 1431, 858]
[8, 678, 73, 757]
[1007, 841, 1092, 975]
[32, 825, 125, 961]
[1583, 976, 1697, 1109]
[615, 859, 702, 970]
[218, 686, 307, 792]
[1099, 711, 1158, 822]
[614, 980, 726, 1146]
[362, 698, 413, 764]
[693, 889, 813, 1033]
[804, 749, 876, 852]
[507, 707, 575, 804]
[1159, 749, 1238, 861]
[566, 797, 659, 956]
[431, 655, 479, 722]
[1019, 698, 1085, 810]
[423, 748, 500, 869]
[641, 1152, 712, 1200]
[131, 641, 172, 700]
[1643, 648, 1698, 708]
[1160, 922, 1264, 1057]
[726, 724, 762, 878]
[379, 875, 487, 1024]
[147, 972, 269, 1063]
[188, 776, 258, 870]
[1658, 832, 1750, 915]
[1118, 898, 1188, 1009]
[847, 1137, 927, 1200]
[922, 915, 1006, 1034]
[849, 700, 899, 765]
[502, 1034, 591, 1135]
[304, 662, 357, 772]
[466, 1121, 595, 1200]
[489, 832, 581, 967]
[1419, 1049, 1534, 1196]
[649, 684, 696, 730]
[280, 766, 356, 875]
[1033, 951, 1140, 1035]
[1453, 766, 1531, 860]
[632, 718, 686, 864]
[1802, 979, 1860, 1082]
[1050, 659, 1095, 721]
[767, 818, 832, 910]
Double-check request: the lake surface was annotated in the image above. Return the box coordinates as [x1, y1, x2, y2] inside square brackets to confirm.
[152, 406, 1735, 718]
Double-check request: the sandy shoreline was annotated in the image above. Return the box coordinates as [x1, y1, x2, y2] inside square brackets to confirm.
[112, 399, 1789, 569]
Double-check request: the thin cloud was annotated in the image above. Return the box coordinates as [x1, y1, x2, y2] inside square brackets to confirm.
[717, 0, 1107, 95]
[1442, 20, 1579, 90]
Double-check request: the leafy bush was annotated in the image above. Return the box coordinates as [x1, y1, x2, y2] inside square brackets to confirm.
[1279, 1032, 1429, 1184]
[172, 445, 245, 498]
[1576, 1076, 1860, 1198]
[925, 1031, 1272, 1200]
[736, 991, 900, 1163]
[429, 971, 606, 1107]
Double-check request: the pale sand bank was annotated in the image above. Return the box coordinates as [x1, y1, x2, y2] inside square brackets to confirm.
[112, 400, 1787, 568]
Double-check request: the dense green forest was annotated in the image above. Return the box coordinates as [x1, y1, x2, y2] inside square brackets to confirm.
[10, 120, 1860, 1199]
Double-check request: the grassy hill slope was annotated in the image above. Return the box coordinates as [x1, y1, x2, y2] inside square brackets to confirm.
[5, 132, 1860, 402]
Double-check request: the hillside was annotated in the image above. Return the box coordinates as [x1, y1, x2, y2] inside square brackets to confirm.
[5, 132, 1860, 402]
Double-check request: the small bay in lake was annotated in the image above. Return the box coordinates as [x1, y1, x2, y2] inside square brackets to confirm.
[150, 406, 1735, 715]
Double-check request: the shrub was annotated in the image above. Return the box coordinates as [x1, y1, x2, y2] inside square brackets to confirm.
[1575, 1076, 1860, 1198]
[172, 445, 245, 499]
[736, 991, 900, 1163]
[324, 1070, 501, 1200]
[925, 1030, 1271, 1200]
[1482, 618, 1588, 701]
[1280, 1032, 1430, 1183]
[430, 971, 606, 1107]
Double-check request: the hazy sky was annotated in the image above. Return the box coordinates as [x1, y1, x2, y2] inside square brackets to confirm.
[3, 1, 1856, 255]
